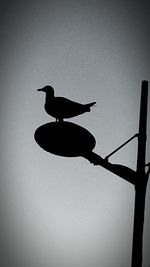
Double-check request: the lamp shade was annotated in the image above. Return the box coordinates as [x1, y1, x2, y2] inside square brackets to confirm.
[34, 122, 96, 157]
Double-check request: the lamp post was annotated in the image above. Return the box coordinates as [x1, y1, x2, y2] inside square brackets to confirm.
[131, 80, 149, 267]
[35, 80, 149, 267]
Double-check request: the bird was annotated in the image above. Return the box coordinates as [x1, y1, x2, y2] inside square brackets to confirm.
[37, 85, 96, 121]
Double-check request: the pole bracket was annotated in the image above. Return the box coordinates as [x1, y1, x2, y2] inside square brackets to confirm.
[105, 133, 138, 161]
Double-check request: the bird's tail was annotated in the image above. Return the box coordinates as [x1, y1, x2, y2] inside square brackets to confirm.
[85, 102, 96, 111]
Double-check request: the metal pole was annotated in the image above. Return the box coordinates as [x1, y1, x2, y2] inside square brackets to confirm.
[131, 81, 149, 267]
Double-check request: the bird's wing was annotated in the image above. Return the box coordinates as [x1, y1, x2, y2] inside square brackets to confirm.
[47, 97, 95, 119]
[52, 97, 86, 118]
[55, 97, 83, 109]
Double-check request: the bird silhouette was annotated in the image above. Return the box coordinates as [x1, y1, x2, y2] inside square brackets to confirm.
[37, 85, 96, 121]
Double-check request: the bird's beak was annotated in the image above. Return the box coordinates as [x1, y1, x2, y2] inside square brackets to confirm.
[37, 88, 43, 92]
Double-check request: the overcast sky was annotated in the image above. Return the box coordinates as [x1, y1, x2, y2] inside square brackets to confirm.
[1, 1, 150, 267]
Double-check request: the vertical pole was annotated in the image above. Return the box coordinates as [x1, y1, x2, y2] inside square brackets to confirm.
[131, 81, 148, 267]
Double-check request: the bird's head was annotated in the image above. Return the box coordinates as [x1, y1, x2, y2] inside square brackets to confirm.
[37, 85, 54, 96]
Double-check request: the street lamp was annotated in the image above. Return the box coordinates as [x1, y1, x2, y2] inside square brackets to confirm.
[35, 80, 150, 267]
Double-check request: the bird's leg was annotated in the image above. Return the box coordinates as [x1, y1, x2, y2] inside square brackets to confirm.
[58, 118, 64, 123]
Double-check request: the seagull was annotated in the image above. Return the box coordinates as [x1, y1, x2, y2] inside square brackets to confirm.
[37, 85, 96, 121]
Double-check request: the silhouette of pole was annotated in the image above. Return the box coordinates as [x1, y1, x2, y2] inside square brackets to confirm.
[131, 80, 149, 267]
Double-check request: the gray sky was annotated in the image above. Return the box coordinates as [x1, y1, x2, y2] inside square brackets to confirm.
[1, 1, 150, 266]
